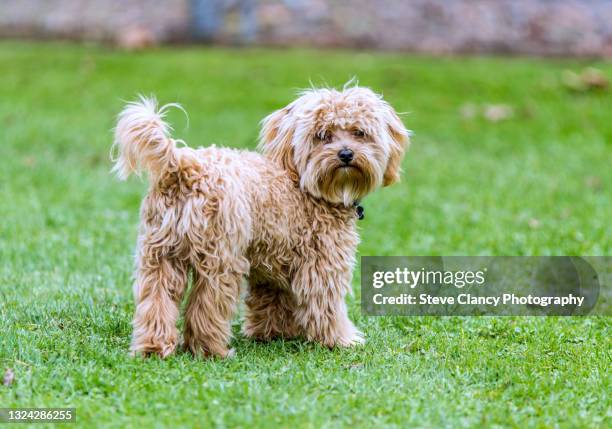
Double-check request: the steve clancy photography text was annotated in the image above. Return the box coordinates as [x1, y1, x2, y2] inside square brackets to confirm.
[360, 257, 605, 316]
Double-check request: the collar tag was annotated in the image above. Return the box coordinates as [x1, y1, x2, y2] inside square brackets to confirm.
[353, 201, 365, 220]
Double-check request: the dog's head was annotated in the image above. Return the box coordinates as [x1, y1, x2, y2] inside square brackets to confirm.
[259, 86, 409, 206]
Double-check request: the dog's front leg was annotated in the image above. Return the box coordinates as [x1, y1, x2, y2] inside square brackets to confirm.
[292, 262, 364, 348]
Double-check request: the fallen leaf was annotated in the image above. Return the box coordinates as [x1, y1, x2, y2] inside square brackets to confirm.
[585, 175, 602, 190]
[528, 218, 541, 229]
[3, 368, 15, 386]
[581, 67, 608, 89]
[484, 104, 514, 122]
[563, 68, 608, 92]
[22, 156, 37, 167]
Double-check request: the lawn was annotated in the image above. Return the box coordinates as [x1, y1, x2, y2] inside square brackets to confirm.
[0, 41, 610, 428]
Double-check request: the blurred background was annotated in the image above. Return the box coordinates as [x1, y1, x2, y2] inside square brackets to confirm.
[1, 2, 610, 427]
[2, 0, 612, 56]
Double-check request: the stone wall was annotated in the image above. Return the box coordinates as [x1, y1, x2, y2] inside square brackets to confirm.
[0, 0, 190, 43]
[1, 0, 611, 56]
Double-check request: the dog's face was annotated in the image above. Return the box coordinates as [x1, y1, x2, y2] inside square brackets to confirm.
[259, 87, 409, 206]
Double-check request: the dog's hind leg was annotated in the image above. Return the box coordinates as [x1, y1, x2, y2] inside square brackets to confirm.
[183, 245, 248, 358]
[131, 245, 189, 358]
[243, 281, 300, 341]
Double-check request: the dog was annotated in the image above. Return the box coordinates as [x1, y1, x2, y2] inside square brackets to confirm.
[112, 86, 409, 358]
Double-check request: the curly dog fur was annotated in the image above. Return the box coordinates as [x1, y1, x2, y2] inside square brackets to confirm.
[112, 86, 409, 358]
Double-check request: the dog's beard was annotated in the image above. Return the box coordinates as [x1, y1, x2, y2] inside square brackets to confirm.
[301, 157, 379, 206]
[328, 166, 368, 206]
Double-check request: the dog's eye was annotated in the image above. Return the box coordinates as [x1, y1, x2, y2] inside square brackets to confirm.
[353, 129, 366, 138]
[317, 130, 332, 143]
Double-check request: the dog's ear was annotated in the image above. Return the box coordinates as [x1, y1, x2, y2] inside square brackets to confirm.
[382, 105, 409, 187]
[258, 105, 298, 181]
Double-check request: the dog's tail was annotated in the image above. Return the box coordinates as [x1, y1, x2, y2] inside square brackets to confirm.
[112, 96, 183, 180]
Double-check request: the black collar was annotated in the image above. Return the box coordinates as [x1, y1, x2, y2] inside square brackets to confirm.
[353, 201, 365, 220]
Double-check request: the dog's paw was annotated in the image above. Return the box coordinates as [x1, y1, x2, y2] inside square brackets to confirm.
[334, 328, 366, 348]
[314, 323, 366, 348]
[182, 335, 235, 359]
[130, 335, 177, 359]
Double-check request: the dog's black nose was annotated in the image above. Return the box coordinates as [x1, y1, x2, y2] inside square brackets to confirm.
[338, 148, 354, 164]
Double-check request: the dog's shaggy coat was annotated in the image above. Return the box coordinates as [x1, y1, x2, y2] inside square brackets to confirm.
[113, 87, 409, 358]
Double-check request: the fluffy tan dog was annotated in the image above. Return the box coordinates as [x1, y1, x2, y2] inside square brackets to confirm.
[112, 86, 409, 358]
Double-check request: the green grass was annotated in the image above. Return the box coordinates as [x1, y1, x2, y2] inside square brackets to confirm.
[0, 41, 610, 428]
